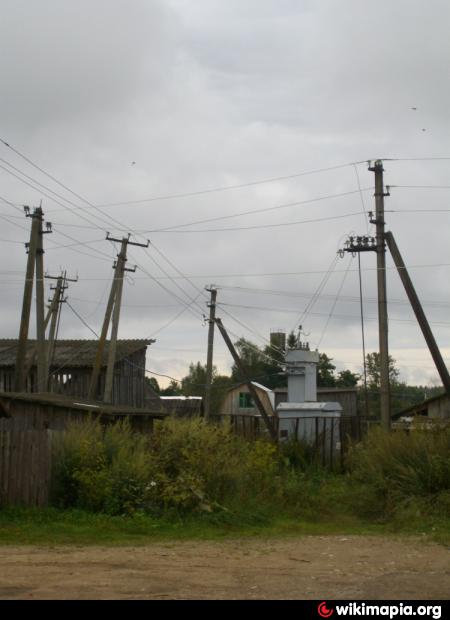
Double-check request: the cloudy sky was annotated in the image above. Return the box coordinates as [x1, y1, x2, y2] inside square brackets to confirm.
[1, 0, 450, 388]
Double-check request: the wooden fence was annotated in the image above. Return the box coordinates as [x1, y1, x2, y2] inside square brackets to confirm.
[211, 414, 370, 469]
[0, 429, 52, 507]
[0, 391, 167, 507]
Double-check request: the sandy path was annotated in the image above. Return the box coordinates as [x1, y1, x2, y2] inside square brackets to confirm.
[0, 536, 449, 600]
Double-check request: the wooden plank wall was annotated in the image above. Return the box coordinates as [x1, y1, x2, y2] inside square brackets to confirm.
[0, 429, 52, 507]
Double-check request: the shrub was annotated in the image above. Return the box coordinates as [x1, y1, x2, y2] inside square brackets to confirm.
[51, 416, 282, 517]
[347, 425, 450, 518]
[51, 418, 155, 515]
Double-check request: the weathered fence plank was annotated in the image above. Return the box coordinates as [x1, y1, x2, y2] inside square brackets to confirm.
[0, 430, 51, 507]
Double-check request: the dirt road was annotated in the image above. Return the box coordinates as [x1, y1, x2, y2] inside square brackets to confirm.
[0, 536, 449, 599]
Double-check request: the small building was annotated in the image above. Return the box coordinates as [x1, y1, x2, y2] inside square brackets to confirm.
[394, 392, 450, 421]
[0, 338, 153, 408]
[219, 382, 275, 419]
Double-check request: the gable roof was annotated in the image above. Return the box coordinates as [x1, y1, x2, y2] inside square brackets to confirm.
[0, 339, 154, 369]
[229, 381, 273, 393]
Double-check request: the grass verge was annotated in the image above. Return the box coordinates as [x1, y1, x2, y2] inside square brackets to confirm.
[0, 506, 448, 547]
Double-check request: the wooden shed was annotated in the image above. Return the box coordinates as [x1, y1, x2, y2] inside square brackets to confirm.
[219, 382, 275, 418]
[394, 392, 450, 420]
[0, 339, 154, 407]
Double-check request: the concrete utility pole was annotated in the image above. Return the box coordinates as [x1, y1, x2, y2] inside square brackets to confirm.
[204, 285, 217, 421]
[369, 160, 391, 430]
[14, 206, 52, 392]
[385, 231, 450, 394]
[89, 233, 148, 403]
[215, 317, 278, 442]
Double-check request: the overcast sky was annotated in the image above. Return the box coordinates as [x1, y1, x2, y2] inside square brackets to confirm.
[1, 0, 450, 388]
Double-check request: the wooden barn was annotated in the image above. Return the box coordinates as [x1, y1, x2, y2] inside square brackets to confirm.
[0, 338, 153, 408]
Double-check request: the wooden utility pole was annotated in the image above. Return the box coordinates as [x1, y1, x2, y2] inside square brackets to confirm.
[35, 214, 47, 393]
[369, 160, 391, 430]
[204, 286, 217, 421]
[89, 233, 148, 403]
[45, 271, 77, 389]
[385, 231, 450, 394]
[215, 317, 278, 442]
[103, 240, 128, 403]
[14, 206, 52, 392]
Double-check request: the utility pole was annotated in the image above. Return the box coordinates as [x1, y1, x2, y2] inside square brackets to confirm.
[14, 206, 52, 392]
[215, 317, 278, 442]
[204, 285, 217, 421]
[45, 271, 78, 389]
[88, 233, 148, 403]
[338, 158, 391, 429]
[385, 231, 450, 394]
[370, 160, 391, 430]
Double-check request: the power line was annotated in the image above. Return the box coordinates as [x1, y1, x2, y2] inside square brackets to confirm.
[145, 211, 367, 234]
[0, 150, 207, 318]
[290, 254, 340, 334]
[91, 160, 369, 208]
[218, 285, 450, 309]
[218, 302, 450, 327]
[147, 188, 371, 233]
[316, 255, 353, 349]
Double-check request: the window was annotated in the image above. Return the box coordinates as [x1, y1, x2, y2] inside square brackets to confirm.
[239, 392, 254, 408]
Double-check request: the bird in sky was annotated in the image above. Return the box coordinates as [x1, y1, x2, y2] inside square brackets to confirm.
[411, 107, 417, 110]
[131, 161, 136, 166]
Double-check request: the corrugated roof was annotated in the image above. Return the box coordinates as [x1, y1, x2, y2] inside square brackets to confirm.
[0, 339, 153, 368]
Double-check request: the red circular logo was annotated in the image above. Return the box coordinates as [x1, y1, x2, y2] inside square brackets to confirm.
[318, 602, 334, 618]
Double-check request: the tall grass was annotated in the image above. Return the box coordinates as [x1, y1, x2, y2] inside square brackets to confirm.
[51, 418, 450, 524]
[347, 426, 450, 519]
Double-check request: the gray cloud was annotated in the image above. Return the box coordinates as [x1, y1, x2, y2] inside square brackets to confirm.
[1, 0, 449, 387]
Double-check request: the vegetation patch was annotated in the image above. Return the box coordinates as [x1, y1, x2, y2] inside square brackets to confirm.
[1, 418, 449, 545]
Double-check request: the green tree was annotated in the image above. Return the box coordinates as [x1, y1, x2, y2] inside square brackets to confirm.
[287, 330, 298, 349]
[181, 362, 208, 396]
[317, 353, 336, 387]
[160, 379, 182, 396]
[230, 338, 285, 389]
[365, 352, 399, 390]
[179, 362, 234, 415]
[145, 376, 160, 394]
[336, 369, 360, 388]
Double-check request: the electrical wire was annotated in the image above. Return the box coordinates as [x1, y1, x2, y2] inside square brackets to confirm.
[144, 211, 367, 233]
[147, 188, 371, 233]
[316, 255, 353, 349]
[90, 160, 369, 208]
[289, 254, 340, 334]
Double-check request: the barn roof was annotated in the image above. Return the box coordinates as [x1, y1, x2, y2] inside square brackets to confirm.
[0, 339, 154, 369]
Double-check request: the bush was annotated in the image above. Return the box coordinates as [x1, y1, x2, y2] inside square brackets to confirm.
[347, 426, 450, 518]
[51, 417, 282, 517]
[51, 418, 155, 515]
